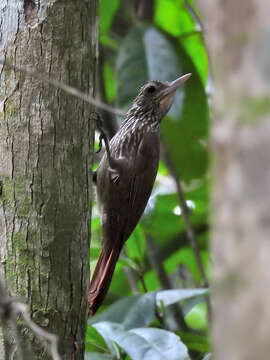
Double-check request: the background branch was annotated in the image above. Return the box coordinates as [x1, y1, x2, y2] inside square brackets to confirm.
[162, 146, 208, 288]
[0, 58, 125, 117]
[0, 279, 61, 360]
[146, 235, 190, 332]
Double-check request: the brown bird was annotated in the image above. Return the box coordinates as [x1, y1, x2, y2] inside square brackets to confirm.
[89, 73, 191, 315]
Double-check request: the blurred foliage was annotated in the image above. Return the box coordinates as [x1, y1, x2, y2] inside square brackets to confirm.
[87, 0, 210, 359]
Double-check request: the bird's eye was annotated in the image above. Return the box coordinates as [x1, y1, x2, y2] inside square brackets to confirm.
[146, 85, 156, 94]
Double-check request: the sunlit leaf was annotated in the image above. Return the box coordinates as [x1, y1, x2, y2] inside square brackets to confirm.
[154, 0, 194, 37]
[99, 0, 120, 35]
[185, 302, 208, 330]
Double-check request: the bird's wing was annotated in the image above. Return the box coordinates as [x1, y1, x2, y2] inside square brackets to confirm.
[122, 132, 160, 240]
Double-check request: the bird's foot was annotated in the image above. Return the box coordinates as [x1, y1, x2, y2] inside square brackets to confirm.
[109, 167, 120, 184]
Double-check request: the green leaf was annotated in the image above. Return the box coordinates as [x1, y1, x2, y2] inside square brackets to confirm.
[125, 225, 146, 263]
[143, 192, 182, 241]
[164, 247, 204, 283]
[140, 270, 160, 292]
[180, 34, 208, 85]
[88, 323, 120, 358]
[117, 256, 140, 271]
[154, 0, 194, 37]
[85, 324, 110, 354]
[130, 328, 190, 360]
[109, 260, 132, 297]
[156, 288, 208, 307]
[93, 322, 190, 360]
[185, 302, 208, 330]
[103, 63, 116, 102]
[177, 331, 211, 353]
[89, 292, 156, 329]
[84, 352, 114, 360]
[99, 0, 120, 35]
[99, 34, 119, 50]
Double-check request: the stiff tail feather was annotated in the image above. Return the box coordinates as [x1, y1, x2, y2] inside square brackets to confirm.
[88, 244, 121, 315]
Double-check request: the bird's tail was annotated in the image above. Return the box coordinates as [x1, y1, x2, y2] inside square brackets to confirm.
[88, 243, 122, 315]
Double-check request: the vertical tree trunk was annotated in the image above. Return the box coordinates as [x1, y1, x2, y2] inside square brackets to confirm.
[198, 0, 270, 359]
[0, 1, 97, 359]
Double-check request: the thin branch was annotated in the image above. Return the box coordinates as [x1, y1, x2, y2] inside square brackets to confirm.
[134, 0, 155, 21]
[146, 235, 190, 332]
[0, 280, 26, 360]
[0, 278, 61, 360]
[124, 267, 140, 293]
[162, 146, 212, 322]
[0, 58, 125, 117]
[162, 147, 208, 288]
[15, 303, 61, 360]
[138, 273, 148, 293]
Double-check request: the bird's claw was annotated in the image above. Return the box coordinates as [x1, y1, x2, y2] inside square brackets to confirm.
[109, 167, 120, 184]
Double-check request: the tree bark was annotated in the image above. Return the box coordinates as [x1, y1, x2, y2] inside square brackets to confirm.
[197, 0, 270, 359]
[0, 1, 97, 359]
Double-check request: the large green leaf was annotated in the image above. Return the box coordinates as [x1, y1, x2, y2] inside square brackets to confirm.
[89, 292, 156, 329]
[116, 24, 209, 181]
[157, 288, 208, 307]
[93, 322, 190, 360]
[89, 289, 208, 327]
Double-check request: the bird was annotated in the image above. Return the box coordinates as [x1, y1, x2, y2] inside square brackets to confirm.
[88, 73, 191, 315]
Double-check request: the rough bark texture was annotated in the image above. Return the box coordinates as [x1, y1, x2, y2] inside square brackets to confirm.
[197, 0, 270, 359]
[0, 0, 97, 359]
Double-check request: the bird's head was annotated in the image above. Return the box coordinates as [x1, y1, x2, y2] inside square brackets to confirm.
[133, 73, 191, 120]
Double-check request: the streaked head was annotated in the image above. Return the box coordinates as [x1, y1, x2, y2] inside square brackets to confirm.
[134, 73, 191, 119]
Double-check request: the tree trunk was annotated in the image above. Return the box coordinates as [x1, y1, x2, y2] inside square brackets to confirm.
[198, 0, 270, 359]
[0, 1, 97, 359]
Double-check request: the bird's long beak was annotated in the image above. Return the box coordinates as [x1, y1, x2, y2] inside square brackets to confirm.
[168, 73, 192, 91]
[157, 73, 191, 110]
[158, 73, 191, 101]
